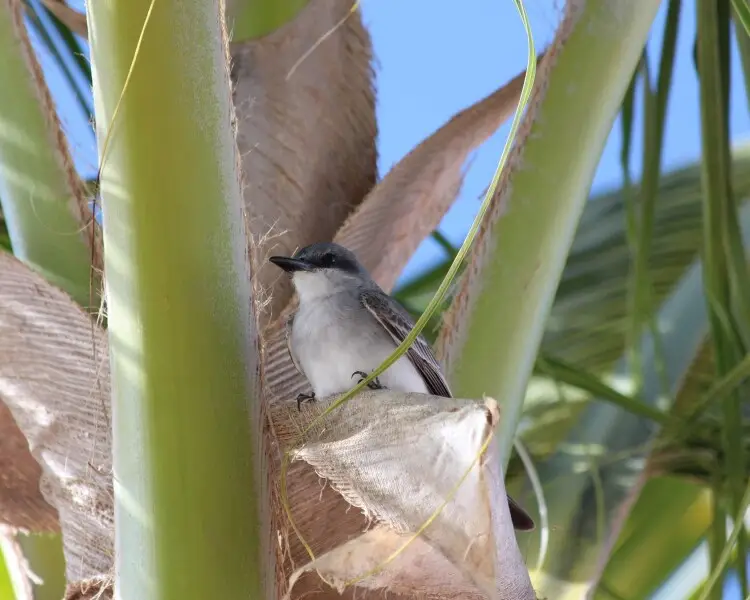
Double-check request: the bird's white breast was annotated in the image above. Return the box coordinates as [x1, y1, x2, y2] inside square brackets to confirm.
[291, 291, 428, 398]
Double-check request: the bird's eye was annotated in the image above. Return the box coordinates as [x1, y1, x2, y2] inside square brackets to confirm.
[320, 252, 336, 267]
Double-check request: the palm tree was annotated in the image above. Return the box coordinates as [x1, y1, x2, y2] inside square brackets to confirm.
[0, 1, 747, 599]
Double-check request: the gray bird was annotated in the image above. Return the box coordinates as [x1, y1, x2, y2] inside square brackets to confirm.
[269, 242, 534, 531]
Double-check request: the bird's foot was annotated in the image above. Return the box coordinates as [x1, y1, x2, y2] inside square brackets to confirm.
[351, 370, 385, 390]
[296, 392, 316, 411]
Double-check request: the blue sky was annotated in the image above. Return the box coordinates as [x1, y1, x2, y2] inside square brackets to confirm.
[26, 1, 749, 598]
[363, 0, 750, 283]
[38, 1, 750, 286]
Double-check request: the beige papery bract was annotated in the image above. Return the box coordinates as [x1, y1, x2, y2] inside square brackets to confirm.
[274, 392, 535, 600]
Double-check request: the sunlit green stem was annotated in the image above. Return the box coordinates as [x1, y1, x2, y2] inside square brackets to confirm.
[16, 533, 66, 600]
[86, 0, 267, 598]
[697, 0, 749, 594]
[226, 0, 308, 40]
[697, 480, 750, 600]
[629, 0, 680, 398]
[0, 0, 93, 307]
[596, 478, 712, 599]
[446, 0, 661, 467]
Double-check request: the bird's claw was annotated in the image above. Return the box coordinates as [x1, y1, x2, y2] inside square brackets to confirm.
[351, 370, 385, 390]
[296, 392, 316, 411]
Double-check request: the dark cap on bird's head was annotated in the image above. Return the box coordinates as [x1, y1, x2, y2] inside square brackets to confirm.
[269, 242, 368, 278]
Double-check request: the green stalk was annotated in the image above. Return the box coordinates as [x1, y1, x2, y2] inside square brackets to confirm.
[733, 0, 750, 36]
[16, 533, 66, 600]
[0, 0, 93, 307]
[629, 0, 680, 397]
[534, 355, 672, 426]
[393, 256, 452, 308]
[446, 0, 661, 467]
[86, 0, 266, 598]
[697, 480, 750, 600]
[707, 475, 727, 600]
[596, 478, 711, 600]
[0, 548, 13, 600]
[625, 54, 648, 391]
[621, 54, 640, 388]
[431, 230, 458, 257]
[226, 0, 308, 40]
[691, 352, 750, 418]
[0, 533, 27, 600]
[697, 0, 749, 594]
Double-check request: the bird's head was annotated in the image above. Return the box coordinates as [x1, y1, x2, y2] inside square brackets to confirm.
[269, 242, 370, 302]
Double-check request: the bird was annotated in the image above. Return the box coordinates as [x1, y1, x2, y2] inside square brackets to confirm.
[269, 241, 535, 531]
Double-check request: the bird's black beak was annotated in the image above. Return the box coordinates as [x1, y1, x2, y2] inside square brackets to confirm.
[269, 256, 312, 273]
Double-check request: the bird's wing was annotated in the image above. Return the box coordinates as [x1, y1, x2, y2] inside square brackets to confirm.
[285, 313, 305, 378]
[360, 288, 452, 398]
[361, 290, 535, 532]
